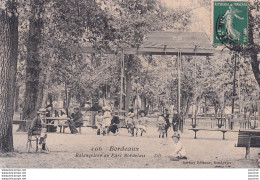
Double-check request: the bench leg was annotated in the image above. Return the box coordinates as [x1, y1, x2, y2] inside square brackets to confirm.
[36, 137, 39, 152]
[245, 147, 250, 159]
[27, 139, 32, 152]
[222, 132, 226, 140]
[194, 130, 197, 139]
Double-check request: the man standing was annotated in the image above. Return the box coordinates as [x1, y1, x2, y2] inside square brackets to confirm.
[163, 108, 170, 137]
[68, 107, 83, 134]
[29, 108, 48, 153]
[172, 110, 181, 135]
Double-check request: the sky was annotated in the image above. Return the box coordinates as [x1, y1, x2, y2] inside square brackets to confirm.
[162, 0, 212, 39]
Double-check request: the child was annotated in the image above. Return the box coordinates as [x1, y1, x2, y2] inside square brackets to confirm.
[95, 110, 104, 135]
[157, 114, 166, 138]
[102, 107, 112, 135]
[125, 111, 135, 136]
[169, 134, 187, 161]
[136, 110, 149, 136]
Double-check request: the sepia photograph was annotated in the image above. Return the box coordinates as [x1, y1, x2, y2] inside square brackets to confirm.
[0, 0, 260, 172]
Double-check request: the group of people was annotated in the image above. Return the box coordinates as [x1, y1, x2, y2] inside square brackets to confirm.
[157, 108, 183, 138]
[28, 107, 84, 153]
[28, 106, 187, 160]
[95, 107, 120, 135]
[125, 109, 149, 137]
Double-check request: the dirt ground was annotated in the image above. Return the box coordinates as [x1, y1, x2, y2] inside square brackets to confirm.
[0, 123, 259, 168]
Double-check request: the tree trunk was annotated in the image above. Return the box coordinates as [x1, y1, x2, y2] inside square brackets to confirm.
[140, 95, 146, 111]
[248, 3, 260, 87]
[41, 61, 53, 108]
[14, 85, 19, 112]
[35, 70, 45, 110]
[185, 95, 191, 115]
[19, 0, 45, 132]
[0, 1, 18, 152]
[125, 55, 134, 113]
[249, 45, 260, 88]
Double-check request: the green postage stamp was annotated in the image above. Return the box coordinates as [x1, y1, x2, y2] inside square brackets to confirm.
[213, 1, 248, 45]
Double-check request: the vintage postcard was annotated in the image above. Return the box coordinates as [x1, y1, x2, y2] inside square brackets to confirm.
[0, 0, 259, 172]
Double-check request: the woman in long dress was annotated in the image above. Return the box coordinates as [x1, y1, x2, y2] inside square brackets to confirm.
[223, 4, 244, 42]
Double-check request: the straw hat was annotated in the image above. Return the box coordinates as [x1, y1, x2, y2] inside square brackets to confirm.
[37, 108, 47, 114]
[171, 134, 180, 139]
[127, 112, 135, 118]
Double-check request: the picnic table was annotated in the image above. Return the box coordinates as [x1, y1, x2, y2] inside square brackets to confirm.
[45, 117, 70, 132]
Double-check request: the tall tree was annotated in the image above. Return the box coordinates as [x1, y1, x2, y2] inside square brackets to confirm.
[18, 0, 45, 131]
[248, 0, 260, 87]
[0, 0, 19, 152]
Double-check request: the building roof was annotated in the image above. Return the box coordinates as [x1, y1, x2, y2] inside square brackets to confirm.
[71, 31, 215, 56]
[124, 31, 215, 56]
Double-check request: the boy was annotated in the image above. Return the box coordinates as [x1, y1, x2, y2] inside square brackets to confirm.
[169, 134, 187, 161]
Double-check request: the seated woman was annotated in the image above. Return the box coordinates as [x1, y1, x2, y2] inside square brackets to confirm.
[67, 107, 83, 134]
[109, 112, 120, 135]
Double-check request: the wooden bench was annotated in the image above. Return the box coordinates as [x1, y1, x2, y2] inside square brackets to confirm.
[189, 128, 235, 140]
[13, 119, 27, 124]
[236, 130, 260, 159]
[60, 120, 90, 133]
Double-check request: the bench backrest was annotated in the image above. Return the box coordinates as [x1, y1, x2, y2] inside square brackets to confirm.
[237, 130, 260, 148]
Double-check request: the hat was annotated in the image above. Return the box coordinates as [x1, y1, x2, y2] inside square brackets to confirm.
[138, 110, 146, 116]
[171, 134, 180, 139]
[37, 108, 47, 114]
[98, 109, 103, 113]
[113, 111, 119, 115]
[127, 112, 135, 118]
[46, 104, 52, 108]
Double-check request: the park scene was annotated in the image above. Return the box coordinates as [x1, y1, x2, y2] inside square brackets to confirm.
[0, 0, 260, 168]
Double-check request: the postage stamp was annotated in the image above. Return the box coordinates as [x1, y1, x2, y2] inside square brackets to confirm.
[213, 1, 248, 45]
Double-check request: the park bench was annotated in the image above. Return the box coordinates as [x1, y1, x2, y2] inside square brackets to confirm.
[235, 130, 260, 159]
[188, 128, 234, 140]
[13, 119, 27, 124]
[60, 119, 91, 133]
